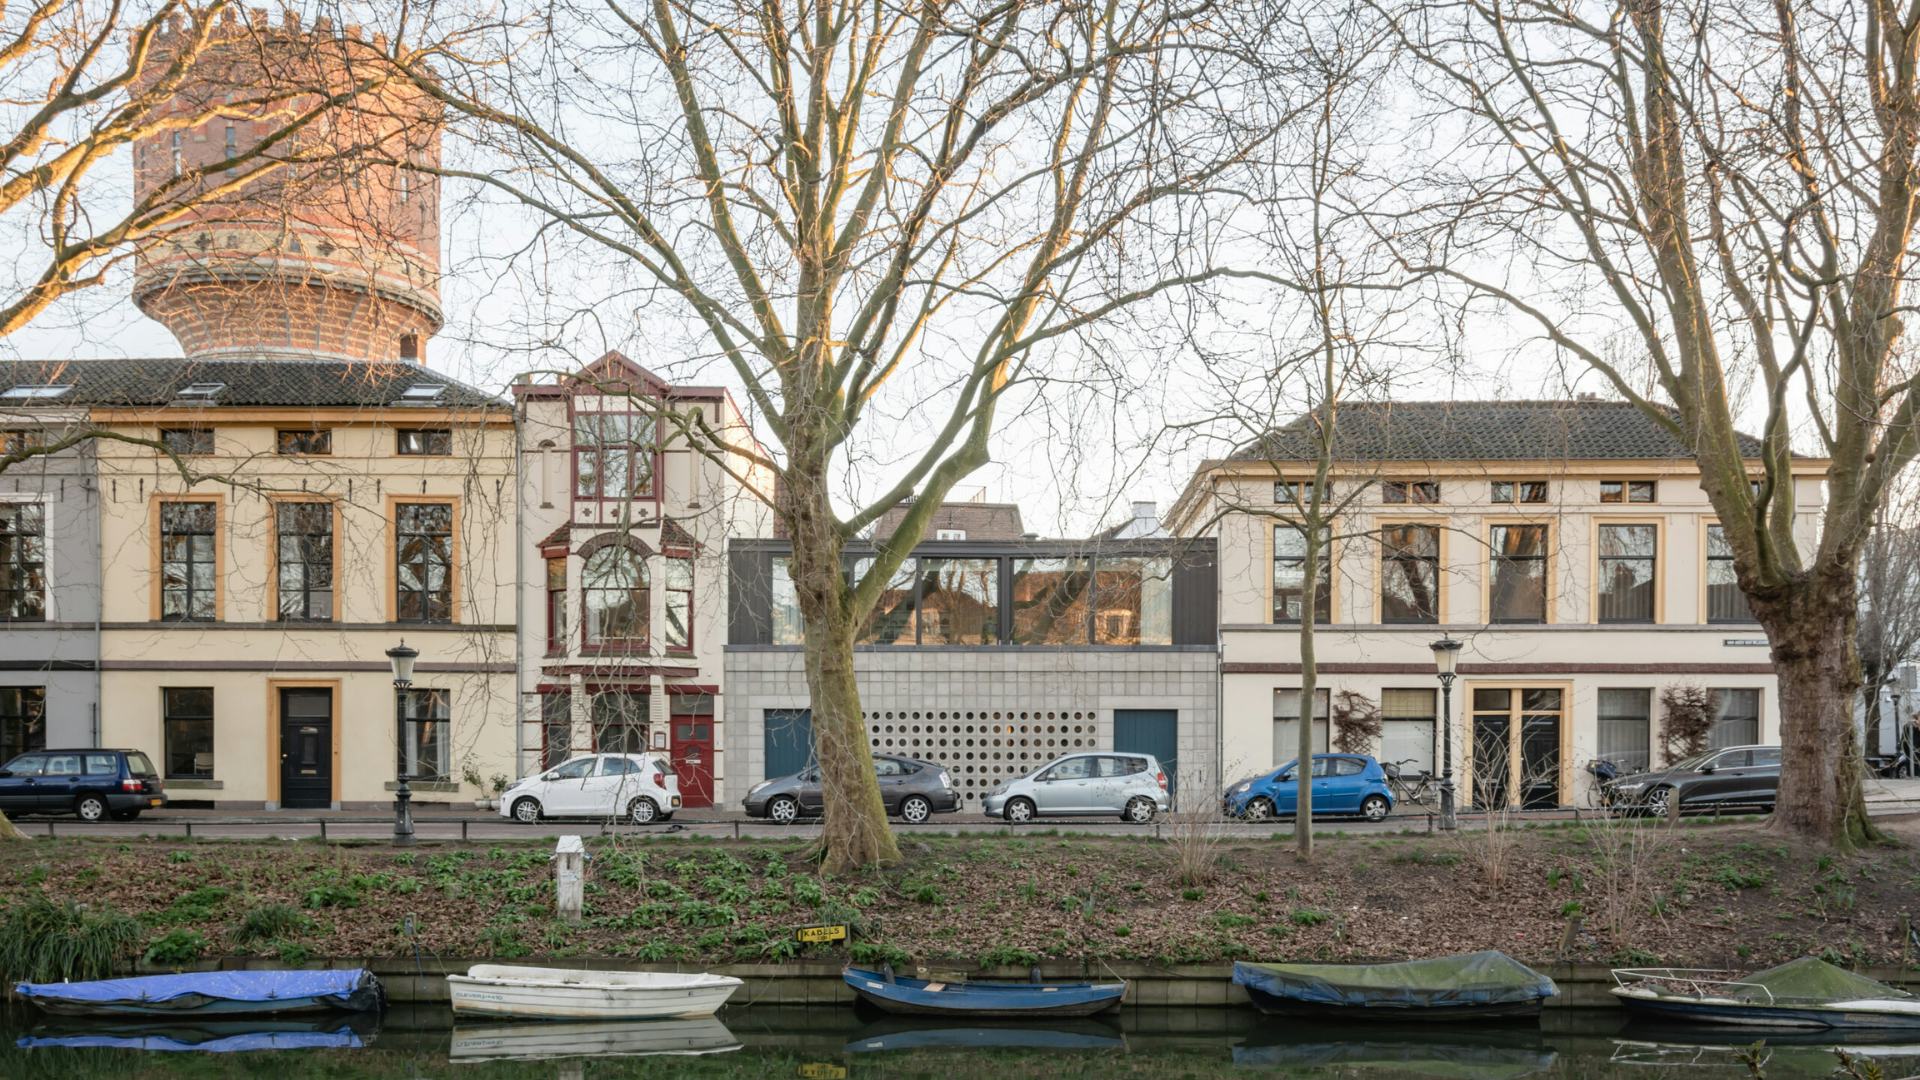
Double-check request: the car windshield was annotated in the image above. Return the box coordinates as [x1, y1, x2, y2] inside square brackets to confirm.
[1271, 760, 1298, 781]
[1667, 751, 1714, 771]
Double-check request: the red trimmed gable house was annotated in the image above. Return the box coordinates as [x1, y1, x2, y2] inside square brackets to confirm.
[514, 352, 772, 805]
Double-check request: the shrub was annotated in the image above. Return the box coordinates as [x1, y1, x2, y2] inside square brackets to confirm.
[1331, 690, 1383, 754]
[0, 897, 142, 984]
[1658, 686, 1718, 764]
[236, 903, 312, 944]
[144, 929, 207, 966]
[849, 941, 911, 968]
[1289, 908, 1330, 927]
[302, 883, 362, 910]
[978, 944, 1042, 968]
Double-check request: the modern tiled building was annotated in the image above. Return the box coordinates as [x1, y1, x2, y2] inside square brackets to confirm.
[514, 352, 772, 806]
[1167, 400, 1824, 807]
[723, 535, 1220, 809]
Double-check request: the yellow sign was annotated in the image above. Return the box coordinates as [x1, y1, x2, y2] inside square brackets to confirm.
[798, 1065, 847, 1080]
[794, 923, 848, 944]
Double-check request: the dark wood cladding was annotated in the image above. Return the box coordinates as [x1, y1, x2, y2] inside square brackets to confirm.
[1222, 662, 1778, 675]
[727, 536, 1219, 647]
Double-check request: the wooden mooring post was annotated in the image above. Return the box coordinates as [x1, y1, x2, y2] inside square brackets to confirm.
[554, 835, 584, 923]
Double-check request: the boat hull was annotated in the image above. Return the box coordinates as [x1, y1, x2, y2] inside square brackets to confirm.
[14, 971, 382, 1018]
[1242, 984, 1543, 1023]
[843, 968, 1124, 1018]
[446, 975, 740, 1021]
[1614, 992, 1920, 1031]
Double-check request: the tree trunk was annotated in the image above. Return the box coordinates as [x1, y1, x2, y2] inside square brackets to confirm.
[783, 473, 901, 875]
[0, 812, 23, 841]
[1752, 569, 1884, 849]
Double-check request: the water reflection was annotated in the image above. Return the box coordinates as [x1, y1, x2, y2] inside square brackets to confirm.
[1233, 1024, 1556, 1078]
[18, 1016, 372, 1053]
[449, 1017, 740, 1062]
[845, 1014, 1126, 1053]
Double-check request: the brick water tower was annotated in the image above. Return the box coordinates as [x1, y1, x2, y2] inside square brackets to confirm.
[131, 8, 442, 363]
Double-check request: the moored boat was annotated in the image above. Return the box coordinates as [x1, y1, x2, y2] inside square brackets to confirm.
[1232, 951, 1558, 1022]
[1610, 958, 1920, 1030]
[445, 965, 742, 1021]
[842, 966, 1125, 1018]
[12, 970, 382, 1018]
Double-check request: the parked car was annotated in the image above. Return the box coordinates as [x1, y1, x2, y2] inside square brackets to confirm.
[0, 748, 165, 821]
[982, 752, 1170, 824]
[744, 754, 959, 824]
[1224, 754, 1395, 822]
[501, 753, 681, 825]
[1603, 745, 1780, 817]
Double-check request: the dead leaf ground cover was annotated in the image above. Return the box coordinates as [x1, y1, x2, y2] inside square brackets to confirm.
[1, 815, 1916, 979]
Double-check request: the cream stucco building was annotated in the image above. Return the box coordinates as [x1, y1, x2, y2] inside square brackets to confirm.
[1168, 400, 1824, 808]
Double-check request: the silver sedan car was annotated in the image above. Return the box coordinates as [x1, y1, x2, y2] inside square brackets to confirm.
[982, 752, 1170, 823]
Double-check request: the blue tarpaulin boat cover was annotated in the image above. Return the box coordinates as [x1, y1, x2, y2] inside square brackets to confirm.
[18, 1029, 365, 1052]
[1233, 952, 1557, 1009]
[14, 971, 375, 1012]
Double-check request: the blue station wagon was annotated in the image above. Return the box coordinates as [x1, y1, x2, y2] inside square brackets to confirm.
[0, 749, 166, 821]
[1224, 754, 1394, 822]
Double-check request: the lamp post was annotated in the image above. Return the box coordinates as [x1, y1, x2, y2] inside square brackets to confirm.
[1430, 634, 1464, 831]
[387, 640, 419, 847]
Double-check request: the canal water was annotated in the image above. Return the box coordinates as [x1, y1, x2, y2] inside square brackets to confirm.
[3, 1003, 1917, 1078]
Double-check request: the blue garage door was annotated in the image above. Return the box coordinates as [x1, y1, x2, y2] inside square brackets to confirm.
[1114, 709, 1177, 795]
[764, 708, 813, 780]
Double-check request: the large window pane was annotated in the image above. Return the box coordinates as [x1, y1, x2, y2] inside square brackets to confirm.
[0, 686, 47, 762]
[395, 503, 452, 623]
[1272, 527, 1330, 624]
[541, 692, 572, 769]
[1489, 525, 1547, 623]
[859, 560, 920, 645]
[0, 502, 45, 620]
[1381, 688, 1437, 774]
[160, 501, 217, 621]
[398, 689, 450, 781]
[1709, 688, 1761, 748]
[1273, 688, 1331, 764]
[1597, 524, 1656, 623]
[592, 691, 648, 754]
[1706, 525, 1753, 622]
[917, 558, 998, 644]
[770, 557, 803, 645]
[1096, 556, 1171, 644]
[1596, 688, 1652, 773]
[275, 502, 333, 621]
[163, 687, 214, 779]
[584, 546, 647, 646]
[664, 555, 694, 650]
[1380, 524, 1439, 623]
[1012, 558, 1092, 644]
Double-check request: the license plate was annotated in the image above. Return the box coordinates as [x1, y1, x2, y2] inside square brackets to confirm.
[149, 799, 162, 807]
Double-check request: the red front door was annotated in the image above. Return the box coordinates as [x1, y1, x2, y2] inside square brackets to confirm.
[671, 716, 714, 808]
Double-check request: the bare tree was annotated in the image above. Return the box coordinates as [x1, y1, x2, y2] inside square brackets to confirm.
[1859, 471, 1920, 755]
[408, 0, 1284, 870]
[1386, 0, 1920, 846]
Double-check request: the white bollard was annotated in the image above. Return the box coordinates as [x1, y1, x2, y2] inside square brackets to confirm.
[554, 835, 584, 924]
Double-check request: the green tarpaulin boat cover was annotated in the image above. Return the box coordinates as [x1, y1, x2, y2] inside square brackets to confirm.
[1730, 958, 1911, 1005]
[1233, 951, 1557, 1009]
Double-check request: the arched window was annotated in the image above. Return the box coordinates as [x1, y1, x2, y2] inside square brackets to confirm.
[583, 546, 647, 647]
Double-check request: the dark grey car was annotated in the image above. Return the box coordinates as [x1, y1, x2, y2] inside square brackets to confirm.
[1603, 744, 1781, 817]
[743, 754, 961, 824]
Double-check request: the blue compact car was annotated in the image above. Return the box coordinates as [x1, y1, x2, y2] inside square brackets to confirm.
[1223, 754, 1395, 822]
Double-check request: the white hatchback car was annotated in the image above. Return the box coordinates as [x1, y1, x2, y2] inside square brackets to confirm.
[501, 753, 682, 825]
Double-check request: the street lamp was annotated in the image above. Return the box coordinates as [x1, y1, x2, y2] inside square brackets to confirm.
[387, 640, 419, 847]
[1430, 634, 1464, 831]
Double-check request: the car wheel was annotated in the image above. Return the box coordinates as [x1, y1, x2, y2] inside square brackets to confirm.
[899, 795, 932, 825]
[1643, 786, 1674, 819]
[1360, 794, 1390, 823]
[1004, 797, 1036, 824]
[75, 795, 108, 823]
[1123, 797, 1156, 824]
[768, 795, 800, 825]
[627, 797, 660, 825]
[1243, 797, 1275, 822]
[511, 797, 542, 824]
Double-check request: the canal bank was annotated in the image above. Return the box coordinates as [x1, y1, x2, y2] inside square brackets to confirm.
[100, 956, 1920, 1008]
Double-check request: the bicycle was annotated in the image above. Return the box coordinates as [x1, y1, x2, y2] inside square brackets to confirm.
[1383, 759, 1437, 807]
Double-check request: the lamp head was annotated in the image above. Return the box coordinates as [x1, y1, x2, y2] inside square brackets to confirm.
[386, 640, 419, 687]
[1430, 635, 1463, 678]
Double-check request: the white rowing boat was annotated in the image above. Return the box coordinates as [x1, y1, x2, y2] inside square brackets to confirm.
[445, 965, 742, 1021]
[449, 1017, 741, 1060]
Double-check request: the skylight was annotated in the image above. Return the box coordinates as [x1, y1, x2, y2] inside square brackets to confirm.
[174, 382, 227, 400]
[0, 384, 72, 400]
[399, 383, 446, 402]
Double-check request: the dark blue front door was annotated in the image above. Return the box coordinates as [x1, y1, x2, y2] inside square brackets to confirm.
[1114, 709, 1177, 795]
[764, 708, 813, 781]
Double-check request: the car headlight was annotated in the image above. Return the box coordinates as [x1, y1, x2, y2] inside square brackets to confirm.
[1231, 781, 1251, 795]
[748, 780, 771, 797]
[1610, 780, 1646, 792]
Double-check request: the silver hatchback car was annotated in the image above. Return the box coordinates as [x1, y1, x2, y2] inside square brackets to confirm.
[982, 752, 1170, 823]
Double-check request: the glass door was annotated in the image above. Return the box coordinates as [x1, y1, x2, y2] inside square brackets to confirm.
[1468, 686, 1566, 809]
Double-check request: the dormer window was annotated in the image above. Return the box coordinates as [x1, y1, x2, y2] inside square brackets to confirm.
[173, 382, 226, 403]
[0, 385, 71, 401]
[399, 382, 444, 402]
